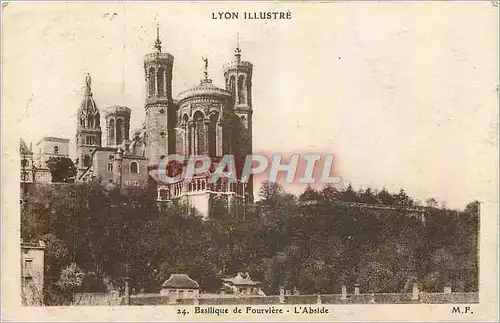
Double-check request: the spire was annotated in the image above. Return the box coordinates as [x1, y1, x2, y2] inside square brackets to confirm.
[154, 22, 162, 52]
[234, 33, 242, 63]
[85, 73, 92, 96]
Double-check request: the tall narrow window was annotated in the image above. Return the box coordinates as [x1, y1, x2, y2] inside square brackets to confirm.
[116, 119, 123, 145]
[130, 161, 139, 174]
[53, 146, 59, 155]
[24, 259, 33, 277]
[109, 119, 115, 142]
[107, 162, 113, 172]
[230, 76, 236, 96]
[83, 155, 91, 167]
[148, 67, 155, 97]
[238, 75, 245, 104]
[157, 68, 165, 97]
[193, 111, 205, 155]
[208, 112, 219, 157]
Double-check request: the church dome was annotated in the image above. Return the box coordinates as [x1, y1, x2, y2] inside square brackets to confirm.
[80, 96, 98, 115]
[79, 74, 99, 117]
[177, 78, 232, 102]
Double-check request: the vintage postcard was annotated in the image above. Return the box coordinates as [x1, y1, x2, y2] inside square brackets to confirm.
[1, 1, 499, 322]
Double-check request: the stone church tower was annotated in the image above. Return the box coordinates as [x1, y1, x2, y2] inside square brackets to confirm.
[143, 26, 175, 168]
[153, 37, 255, 217]
[76, 74, 102, 178]
[105, 106, 131, 147]
[223, 41, 254, 199]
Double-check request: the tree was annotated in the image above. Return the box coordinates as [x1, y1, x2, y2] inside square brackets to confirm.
[46, 157, 77, 183]
[394, 189, 413, 207]
[359, 188, 377, 204]
[56, 262, 85, 304]
[340, 183, 357, 202]
[377, 187, 395, 205]
[464, 200, 480, 215]
[425, 197, 439, 208]
[20, 178, 478, 298]
[299, 185, 320, 202]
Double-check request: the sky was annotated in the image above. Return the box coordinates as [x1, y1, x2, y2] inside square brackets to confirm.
[2, 1, 498, 209]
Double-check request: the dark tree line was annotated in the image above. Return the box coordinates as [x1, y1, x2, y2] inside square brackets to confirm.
[21, 180, 478, 305]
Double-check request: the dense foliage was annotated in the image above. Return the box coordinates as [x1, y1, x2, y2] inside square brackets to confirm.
[21, 181, 478, 305]
[45, 157, 77, 183]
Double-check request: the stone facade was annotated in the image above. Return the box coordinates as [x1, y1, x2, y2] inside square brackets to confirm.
[20, 139, 35, 184]
[21, 240, 46, 306]
[76, 75, 148, 186]
[33, 137, 70, 184]
[150, 32, 255, 217]
[105, 106, 131, 148]
[41, 28, 255, 218]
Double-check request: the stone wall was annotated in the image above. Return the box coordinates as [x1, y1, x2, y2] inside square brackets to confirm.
[73, 292, 122, 306]
[123, 292, 478, 306]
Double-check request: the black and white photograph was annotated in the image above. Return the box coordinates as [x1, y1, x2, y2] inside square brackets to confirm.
[2, 1, 499, 321]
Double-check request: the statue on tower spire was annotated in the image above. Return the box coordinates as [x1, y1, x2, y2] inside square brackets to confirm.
[85, 73, 92, 96]
[202, 56, 209, 80]
[154, 22, 162, 52]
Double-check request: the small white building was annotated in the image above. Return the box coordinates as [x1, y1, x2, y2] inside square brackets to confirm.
[160, 274, 199, 299]
[21, 240, 46, 306]
[221, 272, 264, 296]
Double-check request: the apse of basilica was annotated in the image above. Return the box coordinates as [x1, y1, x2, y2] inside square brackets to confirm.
[75, 27, 254, 217]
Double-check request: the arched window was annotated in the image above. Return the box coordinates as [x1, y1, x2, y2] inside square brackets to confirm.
[116, 119, 123, 145]
[229, 75, 236, 96]
[130, 161, 139, 174]
[109, 119, 115, 142]
[148, 67, 155, 97]
[208, 111, 219, 157]
[83, 155, 91, 167]
[86, 112, 93, 128]
[53, 146, 59, 155]
[157, 68, 165, 97]
[238, 75, 245, 104]
[193, 111, 205, 155]
[80, 118, 85, 126]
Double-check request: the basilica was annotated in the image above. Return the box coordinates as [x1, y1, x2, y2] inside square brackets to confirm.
[74, 28, 254, 217]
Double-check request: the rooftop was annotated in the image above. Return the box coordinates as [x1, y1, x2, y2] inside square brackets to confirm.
[36, 137, 70, 145]
[162, 274, 199, 289]
[21, 239, 46, 249]
[222, 272, 260, 286]
[177, 78, 231, 102]
[104, 106, 131, 116]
